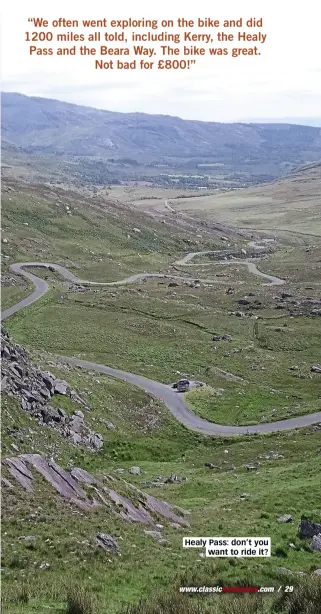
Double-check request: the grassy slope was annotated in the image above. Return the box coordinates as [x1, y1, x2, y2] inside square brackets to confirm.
[1, 179, 222, 291]
[2, 360, 321, 614]
[129, 164, 321, 236]
[5, 271, 321, 426]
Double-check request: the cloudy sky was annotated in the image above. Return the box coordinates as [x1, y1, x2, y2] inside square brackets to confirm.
[2, 0, 321, 123]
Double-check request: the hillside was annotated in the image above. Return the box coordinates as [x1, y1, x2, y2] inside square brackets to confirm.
[161, 161, 321, 236]
[2, 85, 321, 613]
[2, 92, 321, 188]
[2, 175, 321, 613]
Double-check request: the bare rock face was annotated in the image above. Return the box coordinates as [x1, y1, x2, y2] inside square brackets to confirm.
[96, 533, 120, 554]
[2, 454, 190, 528]
[1, 327, 103, 451]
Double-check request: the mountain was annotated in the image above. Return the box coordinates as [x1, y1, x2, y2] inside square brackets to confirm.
[2, 92, 321, 168]
[241, 117, 321, 128]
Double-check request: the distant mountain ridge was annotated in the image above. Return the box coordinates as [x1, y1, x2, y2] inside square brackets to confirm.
[2, 92, 321, 165]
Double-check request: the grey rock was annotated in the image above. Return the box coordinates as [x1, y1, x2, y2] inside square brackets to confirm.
[38, 387, 51, 400]
[230, 311, 246, 317]
[165, 473, 186, 483]
[259, 452, 284, 460]
[71, 432, 82, 445]
[89, 433, 103, 449]
[311, 365, 321, 374]
[54, 379, 70, 395]
[9, 363, 23, 378]
[23, 390, 41, 403]
[1, 477, 14, 488]
[57, 407, 68, 419]
[278, 514, 293, 523]
[74, 410, 84, 419]
[213, 334, 232, 342]
[96, 533, 120, 554]
[42, 373, 56, 391]
[312, 534, 321, 552]
[1, 346, 11, 360]
[314, 569, 321, 576]
[41, 406, 62, 424]
[19, 535, 36, 541]
[69, 416, 84, 433]
[105, 420, 115, 430]
[1, 375, 8, 391]
[21, 398, 32, 411]
[129, 466, 141, 475]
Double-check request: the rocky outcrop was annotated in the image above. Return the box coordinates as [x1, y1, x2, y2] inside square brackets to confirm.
[2, 454, 190, 528]
[1, 327, 103, 450]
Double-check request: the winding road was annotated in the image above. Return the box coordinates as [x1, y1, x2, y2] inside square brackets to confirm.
[2, 254, 321, 435]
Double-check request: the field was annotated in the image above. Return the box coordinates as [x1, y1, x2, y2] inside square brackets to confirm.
[97, 164, 321, 238]
[2, 177, 321, 614]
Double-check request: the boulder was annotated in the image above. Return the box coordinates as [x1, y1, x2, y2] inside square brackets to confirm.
[129, 466, 141, 475]
[244, 464, 259, 471]
[96, 533, 120, 554]
[312, 535, 321, 552]
[69, 416, 84, 433]
[89, 433, 104, 450]
[74, 410, 84, 419]
[9, 363, 23, 378]
[41, 406, 62, 424]
[41, 373, 56, 392]
[311, 365, 321, 374]
[278, 514, 293, 523]
[54, 379, 70, 395]
[213, 334, 232, 342]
